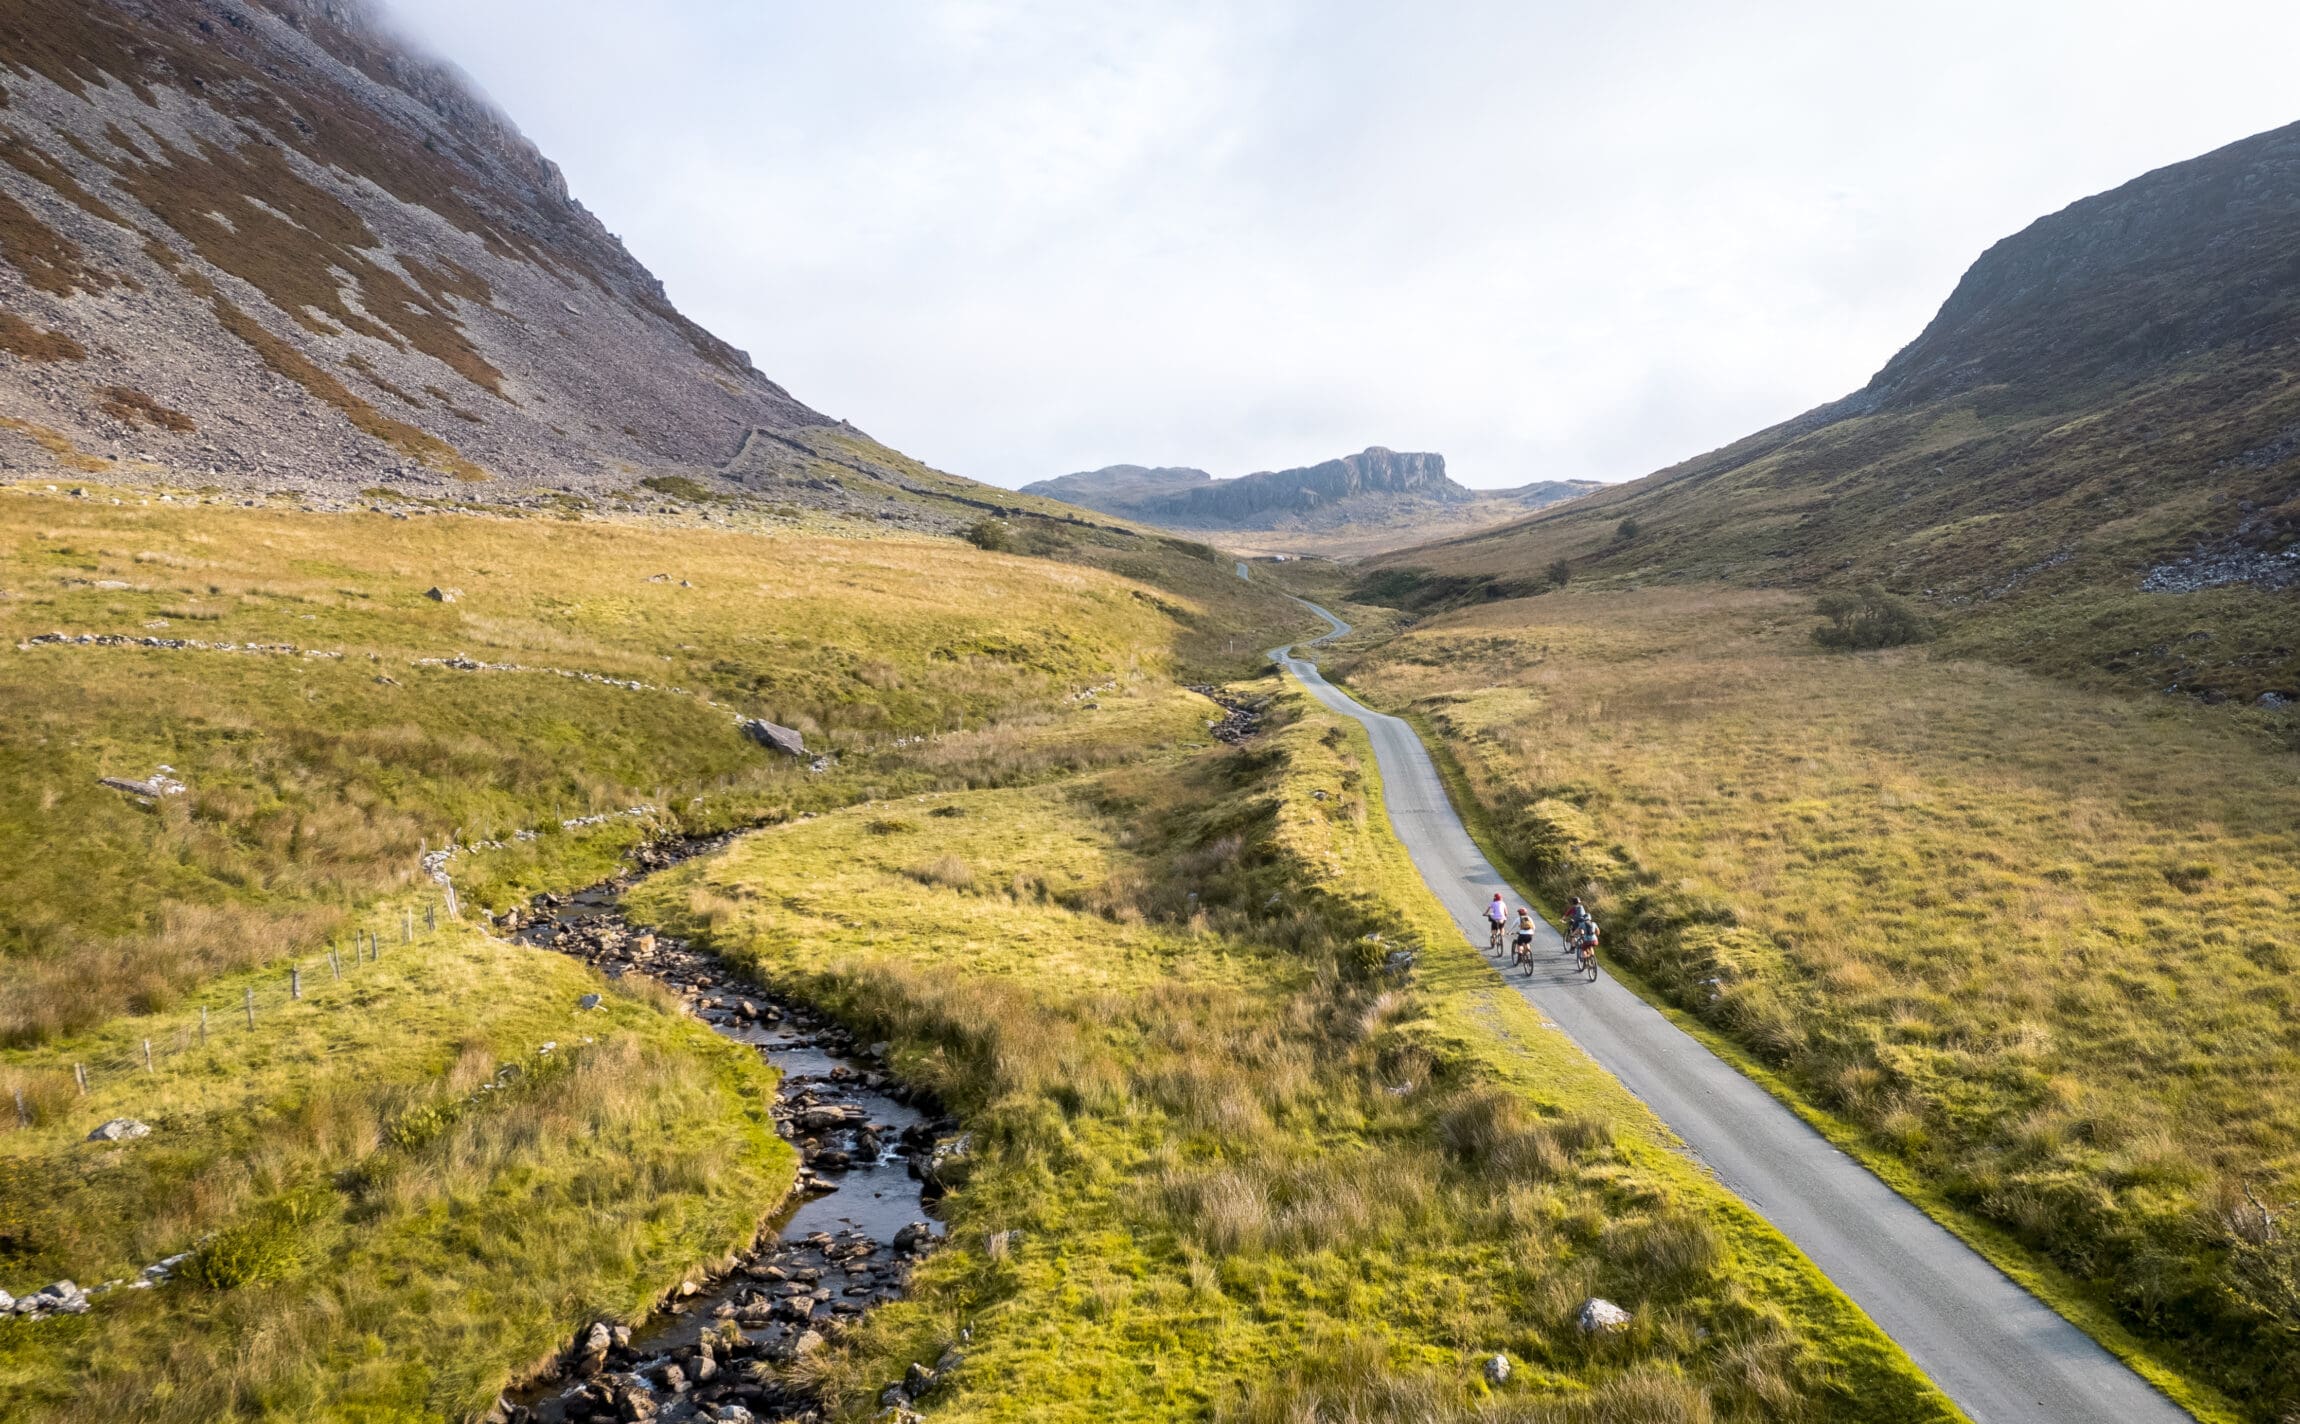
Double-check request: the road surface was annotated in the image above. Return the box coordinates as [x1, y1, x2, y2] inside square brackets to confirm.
[1266, 595, 2190, 1424]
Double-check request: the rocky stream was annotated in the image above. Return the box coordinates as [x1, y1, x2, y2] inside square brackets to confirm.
[494, 836, 963, 1424]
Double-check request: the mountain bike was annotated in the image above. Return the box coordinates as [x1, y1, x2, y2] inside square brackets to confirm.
[1577, 941, 1598, 982]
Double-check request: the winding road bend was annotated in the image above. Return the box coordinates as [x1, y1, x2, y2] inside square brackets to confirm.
[1266, 595, 2191, 1424]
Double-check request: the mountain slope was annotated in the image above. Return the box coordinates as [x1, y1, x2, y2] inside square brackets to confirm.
[1368, 120, 2300, 704]
[1025, 446, 1597, 554]
[0, 0, 1066, 519]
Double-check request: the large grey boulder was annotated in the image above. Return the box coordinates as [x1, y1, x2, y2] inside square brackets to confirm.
[1577, 1297, 1632, 1334]
[741, 718, 807, 757]
[87, 1118, 151, 1143]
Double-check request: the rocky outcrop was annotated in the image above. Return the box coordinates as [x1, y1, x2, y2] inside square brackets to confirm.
[1026, 447, 1597, 538]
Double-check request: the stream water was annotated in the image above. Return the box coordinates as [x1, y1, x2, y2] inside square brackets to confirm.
[497, 838, 959, 1424]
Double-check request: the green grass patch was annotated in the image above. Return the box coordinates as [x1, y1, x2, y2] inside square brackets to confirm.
[0, 909, 792, 1421]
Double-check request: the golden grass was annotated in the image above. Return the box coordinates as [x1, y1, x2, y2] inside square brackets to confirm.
[0, 312, 84, 363]
[0, 415, 106, 472]
[1341, 583, 2299, 1418]
[0, 489, 1219, 1038]
[93, 385, 195, 432]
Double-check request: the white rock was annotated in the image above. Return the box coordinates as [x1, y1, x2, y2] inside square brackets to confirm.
[1483, 1353, 1511, 1385]
[1577, 1297, 1632, 1333]
[87, 1118, 151, 1143]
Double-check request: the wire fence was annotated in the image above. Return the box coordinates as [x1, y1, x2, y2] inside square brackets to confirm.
[7, 896, 457, 1131]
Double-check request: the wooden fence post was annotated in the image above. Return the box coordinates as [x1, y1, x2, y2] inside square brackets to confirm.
[245, 987, 255, 1029]
[73, 1064, 86, 1095]
[427, 904, 436, 932]
[290, 965, 301, 1001]
[329, 949, 341, 980]
[143, 1039, 153, 1073]
[200, 1005, 207, 1046]
[12, 1087, 25, 1126]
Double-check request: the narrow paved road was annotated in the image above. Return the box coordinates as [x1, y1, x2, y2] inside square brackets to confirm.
[1267, 596, 2191, 1424]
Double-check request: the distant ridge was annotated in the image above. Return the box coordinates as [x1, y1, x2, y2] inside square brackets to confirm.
[1024, 447, 1597, 552]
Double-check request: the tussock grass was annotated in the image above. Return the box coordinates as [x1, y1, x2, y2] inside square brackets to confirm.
[0, 916, 790, 1421]
[627, 694, 1958, 1422]
[1345, 583, 2297, 1419]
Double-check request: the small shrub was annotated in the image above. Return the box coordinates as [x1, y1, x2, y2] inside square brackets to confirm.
[963, 518, 1013, 552]
[639, 474, 716, 502]
[183, 1187, 329, 1290]
[907, 853, 974, 889]
[385, 1101, 454, 1151]
[1614, 517, 1642, 543]
[1158, 536, 1222, 563]
[2217, 1185, 2300, 1335]
[1812, 584, 1930, 650]
[1547, 557, 1572, 588]
[866, 817, 914, 836]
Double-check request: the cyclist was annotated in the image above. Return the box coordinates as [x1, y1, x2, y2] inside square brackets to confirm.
[1573, 919, 1600, 981]
[1483, 893, 1508, 952]
[1511, 907, 1537, 972]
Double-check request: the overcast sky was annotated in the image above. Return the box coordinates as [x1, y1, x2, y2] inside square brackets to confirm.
[382, 2, 2300, 490]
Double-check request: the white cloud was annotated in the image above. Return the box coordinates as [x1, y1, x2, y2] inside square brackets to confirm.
[380, 0, 2300, 488]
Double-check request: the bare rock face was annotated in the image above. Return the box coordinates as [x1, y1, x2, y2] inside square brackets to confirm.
[0, 0, 833, 493]
[1025, 448, 1600, 537]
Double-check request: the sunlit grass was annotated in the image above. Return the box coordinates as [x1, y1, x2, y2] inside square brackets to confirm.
[1341, 583, 2299, 1418]
[626, 690, 1958, 1423]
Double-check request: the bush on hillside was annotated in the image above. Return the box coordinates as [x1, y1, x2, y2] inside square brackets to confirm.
[2220, 1188, 2300, 1336]
[1813, 585, 1930, 650]
[1158, 535, 1223, 563]
[1546, 558, 1571, 589]
[1613, 517, 1642, 543]
[639, 474, 717, 502]
[963, 517, 1013, 552]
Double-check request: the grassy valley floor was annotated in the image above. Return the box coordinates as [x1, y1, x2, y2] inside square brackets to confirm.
[627, 685, 1961, 1422]
[0, 486, 1311, 1419]
[1330, 584, 2300, 1420]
